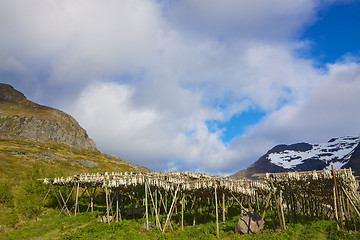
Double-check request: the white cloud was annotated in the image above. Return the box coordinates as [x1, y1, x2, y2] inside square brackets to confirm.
[70, 82, 235, 173]
[163, 0, 318, 40]
[224, 61, 360, 173]
[234, 61, 360, 154]
[1, 0, 358, 176]
[0, 0, 163, 83]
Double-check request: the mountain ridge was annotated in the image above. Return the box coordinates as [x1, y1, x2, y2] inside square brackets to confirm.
[231, 135, 360, 179]
[0, 83, 97, 151]
[0, 83, 151, 178]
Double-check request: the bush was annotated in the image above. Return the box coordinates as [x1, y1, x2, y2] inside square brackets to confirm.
[0, 180, 18, 226]
[14, 164, 48, 219]
[0, 180, 13, 206]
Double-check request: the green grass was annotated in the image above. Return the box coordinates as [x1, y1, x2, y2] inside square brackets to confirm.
[0, 137, 150, 230]
[0, 137, 150, 179]
[1, 209, 359, 240]
[0, 100, 71, 122]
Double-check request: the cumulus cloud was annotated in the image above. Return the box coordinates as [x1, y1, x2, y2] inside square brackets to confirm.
[227, 60, 360, 172]
[163, 0, 318, 41]
[0, 0, 162, 84]
[245, 61, 360, 143]
[70, 82, 233, 173]
[0, 0, 359, 175]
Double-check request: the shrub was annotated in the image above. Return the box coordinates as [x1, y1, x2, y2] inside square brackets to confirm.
[14, 164, 48, 219]
[0, 180, 18, 226]
[0, 180, 13, 206]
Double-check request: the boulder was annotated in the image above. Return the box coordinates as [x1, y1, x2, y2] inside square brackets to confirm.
[235, 211, 264, 234]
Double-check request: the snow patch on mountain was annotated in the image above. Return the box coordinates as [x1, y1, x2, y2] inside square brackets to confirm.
[267, 136, 360, 169]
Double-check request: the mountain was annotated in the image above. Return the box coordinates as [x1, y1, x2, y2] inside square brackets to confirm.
[0, 83, 152, 231]
[231, 135, 360, 179]
[0, 83, 96, 151]
[0, 83, 151, 178]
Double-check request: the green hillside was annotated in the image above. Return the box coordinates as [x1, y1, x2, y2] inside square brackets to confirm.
[0, 137, 150, 232]
[0, 137, 149, 179]
[1, 138, 359, 239]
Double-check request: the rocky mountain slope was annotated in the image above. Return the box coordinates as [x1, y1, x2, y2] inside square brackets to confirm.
[0, 83, 150, 177]
[231, 135, 360, 179]
[0, 83, 96, 151]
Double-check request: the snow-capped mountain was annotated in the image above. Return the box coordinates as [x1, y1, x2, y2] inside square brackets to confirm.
[230, 135, 360, 179]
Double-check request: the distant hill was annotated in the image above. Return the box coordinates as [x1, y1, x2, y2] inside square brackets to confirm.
[231, 135, 360, 179]
[0, 83, 150, 177]
[0, 137, 150, 179]
[0, 83, 152, 231]
[0, 83, 97, 151]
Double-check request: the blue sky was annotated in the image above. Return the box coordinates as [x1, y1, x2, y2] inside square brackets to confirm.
[300, 1, 360, 64]
[1, 0, 360, 176]
[212, 1, 360, 145]
[207, 109, 266, 144]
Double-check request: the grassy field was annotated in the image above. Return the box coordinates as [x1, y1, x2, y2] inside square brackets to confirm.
[0, 137, 150, 179]
[0, 137, 149, 232]
[1, 207, 359, 240]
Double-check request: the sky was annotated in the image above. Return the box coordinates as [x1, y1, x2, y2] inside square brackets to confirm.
[1, 0, 360, 176]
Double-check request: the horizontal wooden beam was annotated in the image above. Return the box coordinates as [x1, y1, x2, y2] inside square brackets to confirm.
[252, 168, 354, 178]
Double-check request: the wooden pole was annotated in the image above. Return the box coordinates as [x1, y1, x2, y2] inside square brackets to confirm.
[279, 190, 286, 230]
[193, 196, 197, 226]
[158, 191, 163, 215]
[339, 191, 345, 222]
[145, 179, 149, 230]
[105, 181, 110, 224]
[147, 183, 162, 231]
[88, 188, 92, 213]
[333, 186, 340, 230]
[116, 190, 119, 223]
[85, 188, 91, 213]
[121, 193, 124, 218]
[254, 192, 272, 233]
[346, 197, 350, 222]
[159, 192, 168, 214]
[155, 189, 158, 215]
[162, 184, 180, 233]
[230, 192, 247, 212]
[222, 193, 226, 230]
[270, 180, 284, 230]
[214, 183, 219, 238]
[240, 196, 244, 215]
[51, 185, 63, 212]
[132, 192, 135, 219]
[165, 192, 168, 211]
[181, 194, 185, 231]
[58, 186, 74, 217]
[286, 195, 290, 222]
[109, 190, 114, 217]
[91, 187, 96, 213]
[332, 165, 344, 230]
[75, 182, 80, 217]
[261, 192, 272, 223]
[343, 191, 350, 222]
[119, 192, 123, 221]
[341, 186, 360, 218]
[290, 193, 296, 222]
[41, 185, 52, 207]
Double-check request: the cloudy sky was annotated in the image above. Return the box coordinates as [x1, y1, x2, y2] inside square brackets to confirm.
[1, 0, 360, 176]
